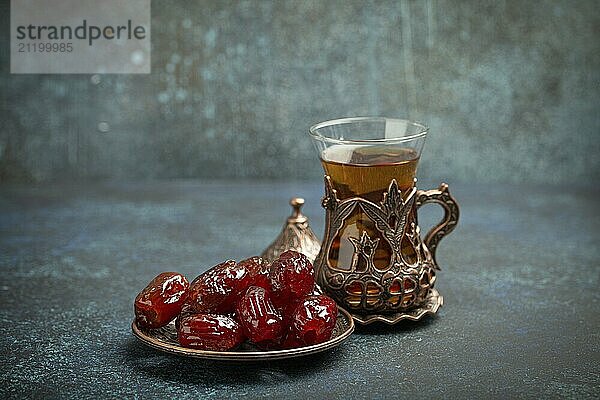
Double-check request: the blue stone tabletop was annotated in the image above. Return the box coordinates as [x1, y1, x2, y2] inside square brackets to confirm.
[0, 181, 598, 398]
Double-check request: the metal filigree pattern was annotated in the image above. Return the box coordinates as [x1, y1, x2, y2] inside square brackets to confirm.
[348, 231, 379, 273]
[315, 176, 459, 323]
[352, 288, 443, 325]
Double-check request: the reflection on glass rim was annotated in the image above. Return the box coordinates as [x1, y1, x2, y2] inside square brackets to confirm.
[309, 117, 428, 145]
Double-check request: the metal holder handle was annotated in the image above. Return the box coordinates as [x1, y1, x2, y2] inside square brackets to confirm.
[416, 183, 460, 267]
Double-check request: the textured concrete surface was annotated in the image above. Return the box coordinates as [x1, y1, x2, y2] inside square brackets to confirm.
[1, 0, 599, 184]
[0, 180, 598, 398]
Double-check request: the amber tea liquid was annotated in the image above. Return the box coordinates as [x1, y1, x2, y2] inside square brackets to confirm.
[321, 145, 419, 271]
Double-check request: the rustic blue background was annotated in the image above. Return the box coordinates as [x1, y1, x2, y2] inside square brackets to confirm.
[1, 0, 599, 183]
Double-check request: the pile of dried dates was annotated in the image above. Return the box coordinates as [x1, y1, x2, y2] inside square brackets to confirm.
[134, 251, 338, 351]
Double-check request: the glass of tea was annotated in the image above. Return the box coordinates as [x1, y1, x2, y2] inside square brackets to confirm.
[309, 117, 459, 320]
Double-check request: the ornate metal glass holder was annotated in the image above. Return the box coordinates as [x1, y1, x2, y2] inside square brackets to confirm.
[314, 176, 459, 324]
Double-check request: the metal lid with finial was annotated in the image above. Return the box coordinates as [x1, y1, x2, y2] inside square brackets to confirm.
[261, 197, 322, 263]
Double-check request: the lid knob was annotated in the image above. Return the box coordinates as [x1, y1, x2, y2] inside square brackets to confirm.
[288, 197, 307, 223]
[261, 197, 322, 263]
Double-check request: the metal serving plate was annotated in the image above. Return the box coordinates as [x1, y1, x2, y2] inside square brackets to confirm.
[351, 288, 443, 325]
[132, 307, 354, 361]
